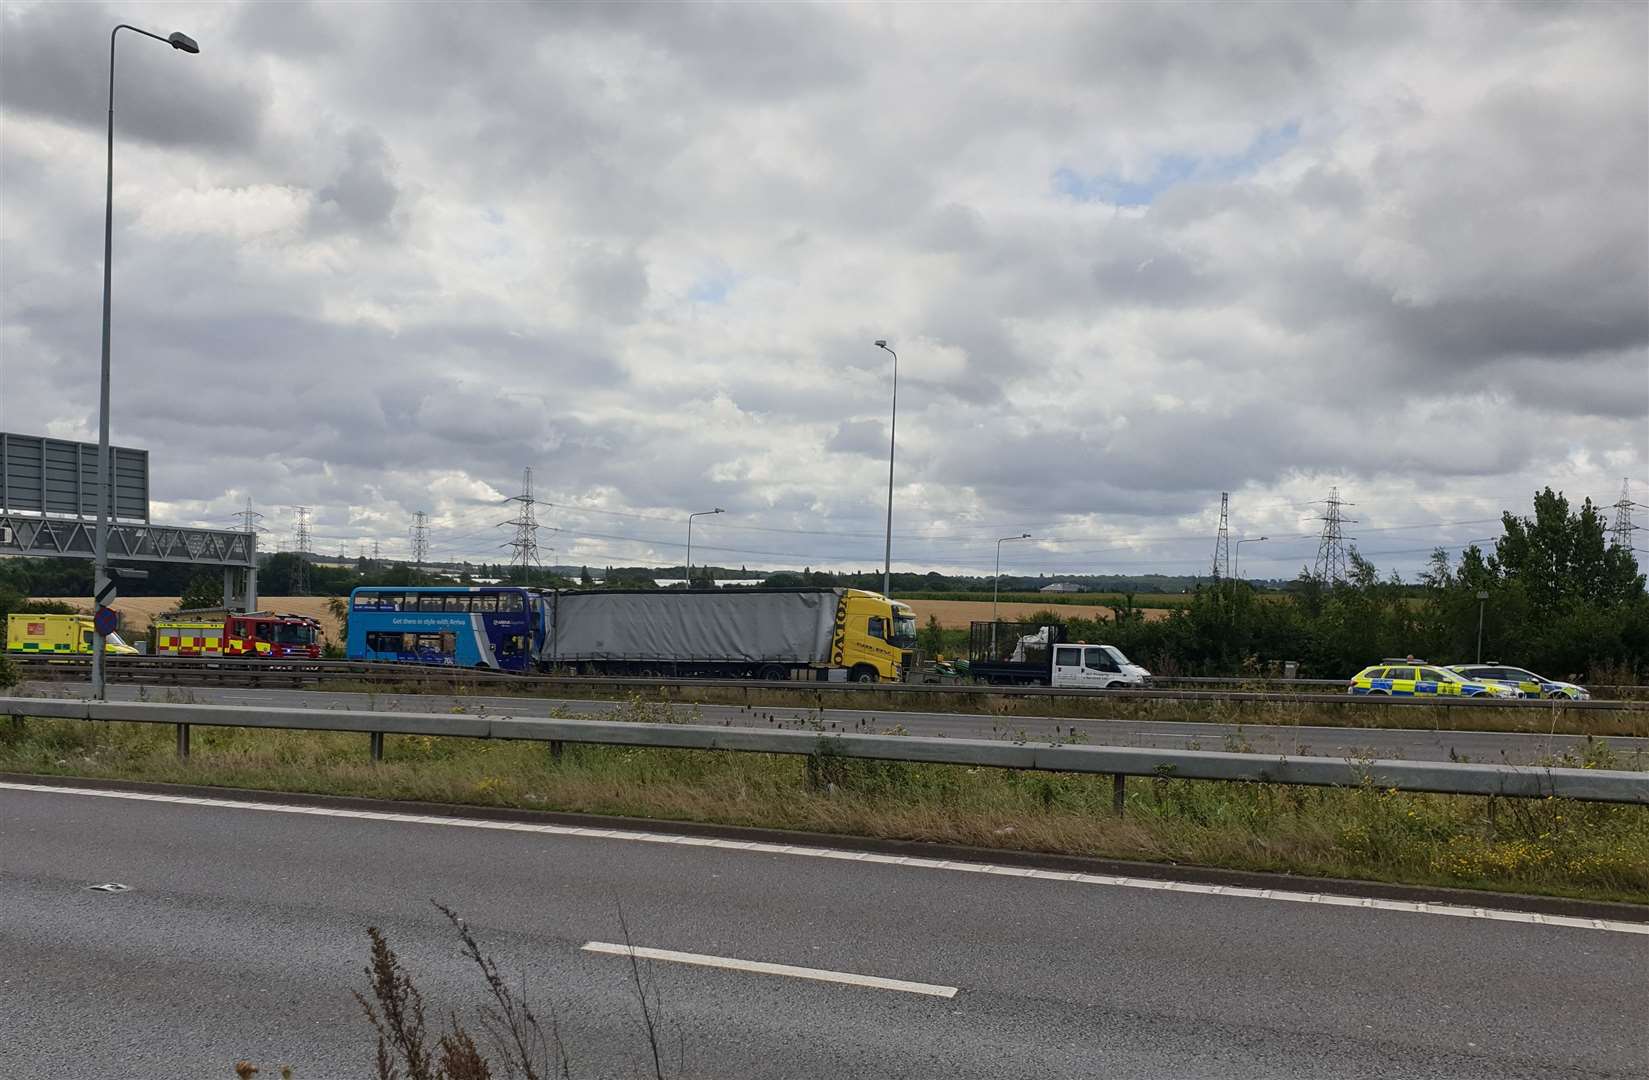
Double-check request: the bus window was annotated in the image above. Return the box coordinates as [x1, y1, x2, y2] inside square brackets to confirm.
[412, 633, 454, 658]
[497, 592, 524, 612]
[416, 595, 445, 612]
[366, 631, 406, 653]
[474, 595, 498, 613]
[445, 595, 472, 612]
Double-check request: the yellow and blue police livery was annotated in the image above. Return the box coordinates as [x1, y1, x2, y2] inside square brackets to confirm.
[1447, 664, 1591, 701]
[1347, 660, 1521, 699]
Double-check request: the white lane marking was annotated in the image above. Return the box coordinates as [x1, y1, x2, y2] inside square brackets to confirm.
[5, 781, 1646, 937]
[581, 941, 958, 998]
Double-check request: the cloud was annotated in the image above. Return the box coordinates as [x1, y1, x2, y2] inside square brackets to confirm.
[1, 0, 1644, 578]
[825, 419, 889, 457]
[0, 1, 269, 152]
[311, 128, 401, 236]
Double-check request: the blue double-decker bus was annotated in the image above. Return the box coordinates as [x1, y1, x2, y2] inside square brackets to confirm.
[347, 586, 546, 672]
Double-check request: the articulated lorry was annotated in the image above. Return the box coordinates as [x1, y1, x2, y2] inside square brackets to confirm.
[6, 613, 138, 655]
[345, 585, 917, 680]
[541, 587, 918, 682]
[966, 621, 1151, 688]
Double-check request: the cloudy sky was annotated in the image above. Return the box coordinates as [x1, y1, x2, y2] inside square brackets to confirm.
[2, 1, 1645, 581]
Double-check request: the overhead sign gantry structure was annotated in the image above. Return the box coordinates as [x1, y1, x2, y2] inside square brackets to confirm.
[0, 432, 259, 610]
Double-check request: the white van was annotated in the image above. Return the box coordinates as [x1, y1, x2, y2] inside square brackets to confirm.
[1050, 643, 1152, 689]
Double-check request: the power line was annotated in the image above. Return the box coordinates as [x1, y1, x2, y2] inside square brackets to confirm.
[416, 514, 1525, 573]
[290, 506, 312, 595]
[410, 511, 430, 573]
[1313, 487, 1356, 585]
[236, 497, 266, 536]
[500, 467, 545, 585]
[1611, 478, 1637, 550]
[1212, 492, 1230, 581]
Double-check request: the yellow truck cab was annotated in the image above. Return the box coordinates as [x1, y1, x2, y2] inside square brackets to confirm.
[6, 613, 138, 655]
[833, 589, 918, 682]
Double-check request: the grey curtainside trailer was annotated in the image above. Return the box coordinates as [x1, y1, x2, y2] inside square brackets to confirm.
[539, 588, 842, 680]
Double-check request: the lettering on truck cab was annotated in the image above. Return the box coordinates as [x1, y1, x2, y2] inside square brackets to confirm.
[831, 594, 848, 667]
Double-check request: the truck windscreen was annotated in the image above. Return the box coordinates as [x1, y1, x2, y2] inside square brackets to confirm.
[891, 614, 919, 648]
[275, 624, 316, 645]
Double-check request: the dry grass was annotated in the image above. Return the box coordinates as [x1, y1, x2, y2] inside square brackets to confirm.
[904, 598, 1173, 628]
[3, 707, 1646, 904]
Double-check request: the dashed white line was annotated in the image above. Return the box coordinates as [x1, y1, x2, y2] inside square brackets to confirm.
[4, 780, 1645, 937]
[580, 942, 958, 998]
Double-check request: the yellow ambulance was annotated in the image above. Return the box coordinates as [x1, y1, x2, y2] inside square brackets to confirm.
[5, 613, 139, 655]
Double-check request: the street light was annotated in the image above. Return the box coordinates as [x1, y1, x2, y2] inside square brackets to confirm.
[1233, 536, 1269, 581]
[92, 24, 199, 702]
[1476, 590, 1490, 663]
[685, 508, 723, 589]
[874, 340, 897, 599]
[993, 534, 1033, 625]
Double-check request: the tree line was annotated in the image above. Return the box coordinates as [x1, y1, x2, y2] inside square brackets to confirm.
[1004, 490, 1646, 682]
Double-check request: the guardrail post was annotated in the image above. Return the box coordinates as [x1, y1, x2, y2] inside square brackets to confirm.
[370, 731, 384, 762]
[1112, 773, 1126, 816]
[175, 723, 190, 759]
[549, 740, 564, 762]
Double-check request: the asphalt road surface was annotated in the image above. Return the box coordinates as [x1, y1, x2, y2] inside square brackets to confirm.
[25, 681, 1649, 765]
[2, 781, 1645, 1079]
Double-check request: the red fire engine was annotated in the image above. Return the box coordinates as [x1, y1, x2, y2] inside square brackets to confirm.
[154, 611, 322, 659]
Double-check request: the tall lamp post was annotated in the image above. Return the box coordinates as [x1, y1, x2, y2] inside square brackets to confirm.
[685, 508, 723, 589]
[1233, 536, 1268, 581]
[92, 24, 200, 702]
[874, 340, 898, 599]
[1476, 590, 1489, 663]
[993, 533, 1032, 625]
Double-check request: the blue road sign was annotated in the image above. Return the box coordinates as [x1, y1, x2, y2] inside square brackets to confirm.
[94, 606, 118, 637]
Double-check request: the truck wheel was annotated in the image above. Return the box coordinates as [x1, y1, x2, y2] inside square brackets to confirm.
[760, 664, 787, 682]
[850, 665, 879, 684]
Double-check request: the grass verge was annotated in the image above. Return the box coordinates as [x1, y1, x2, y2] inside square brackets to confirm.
[3, 704, 1646, 905]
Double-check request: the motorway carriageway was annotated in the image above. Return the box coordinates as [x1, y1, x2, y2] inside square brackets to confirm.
[1, 780, 1644, 1079]
[26, 682, 1649, 766]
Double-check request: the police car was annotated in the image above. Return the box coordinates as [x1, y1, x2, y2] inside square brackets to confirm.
[1347, 659, 1522, 699]
[1447, 664, 1591, 701]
